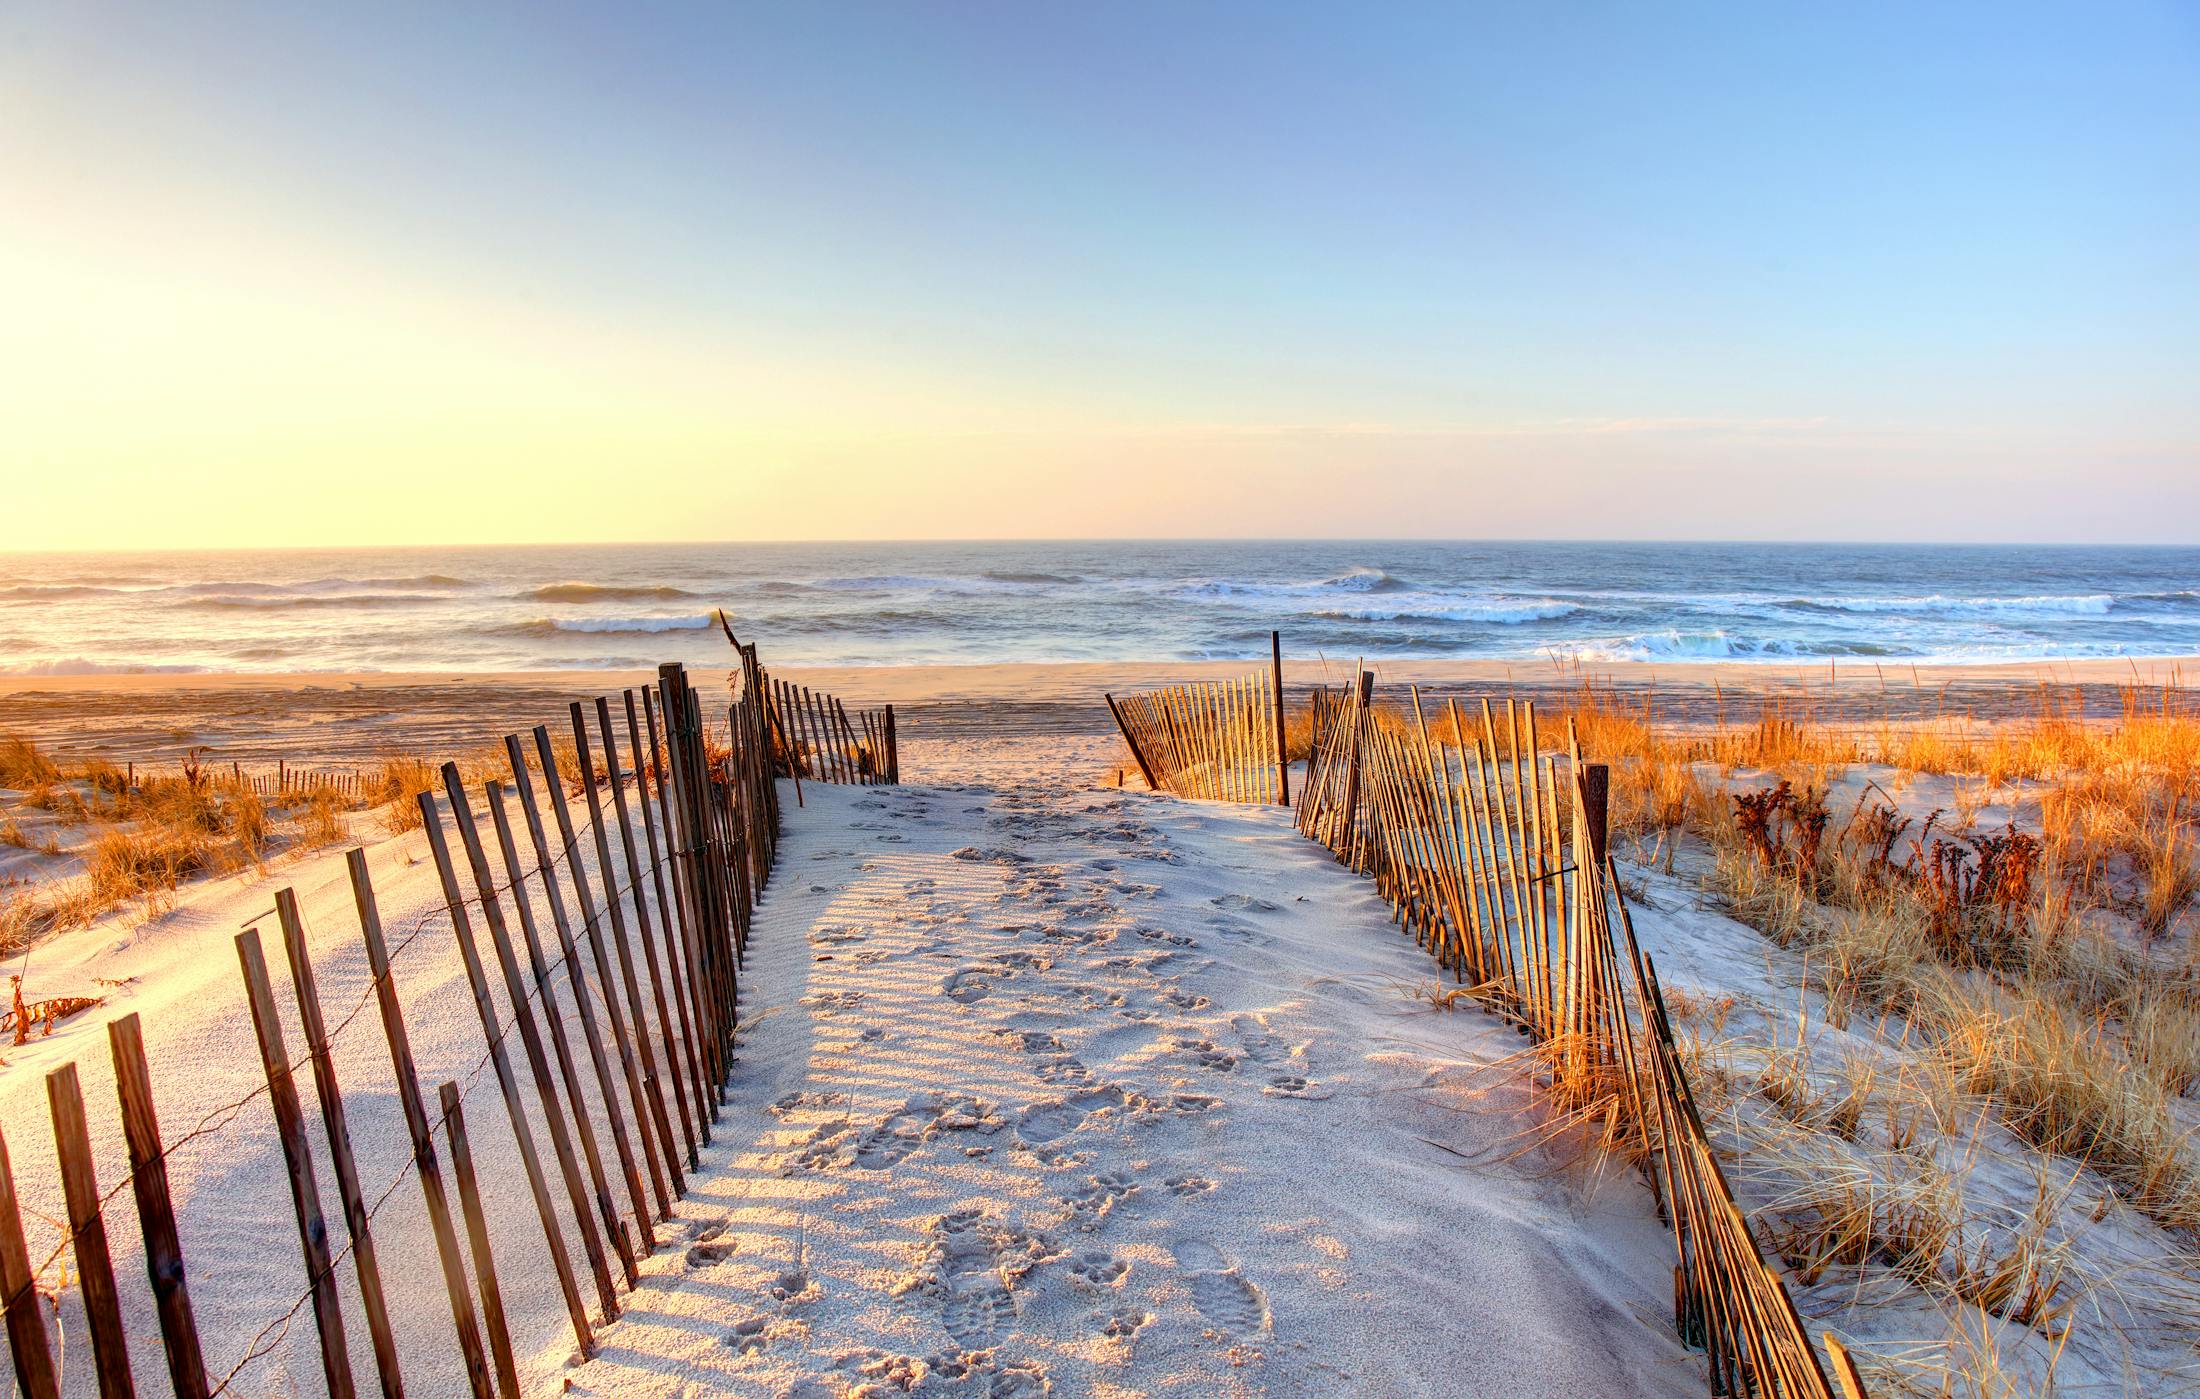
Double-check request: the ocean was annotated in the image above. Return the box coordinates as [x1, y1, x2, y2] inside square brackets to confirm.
[1, 541, 2195, 674]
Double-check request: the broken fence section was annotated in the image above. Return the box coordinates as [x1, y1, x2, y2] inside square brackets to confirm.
[0, 657, 787, 1398]
[1106, 630, 1289, 805]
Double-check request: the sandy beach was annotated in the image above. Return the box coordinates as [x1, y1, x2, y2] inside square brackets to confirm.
[3, 656, 2190, 769]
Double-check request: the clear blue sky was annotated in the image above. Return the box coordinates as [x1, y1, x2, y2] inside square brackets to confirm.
[3, 1, 2195, 544]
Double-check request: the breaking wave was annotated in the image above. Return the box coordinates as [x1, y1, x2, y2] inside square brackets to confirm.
[522, 583, 701, 603]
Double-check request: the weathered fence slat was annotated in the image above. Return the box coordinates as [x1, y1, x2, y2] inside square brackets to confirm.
[235, 926, 357, 1399]
[423, 778, 619, 1324]
[349, 848, 503, 1397]
[45, 1062, 134, 1399]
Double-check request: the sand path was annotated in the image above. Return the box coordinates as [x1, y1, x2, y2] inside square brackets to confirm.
[561, 775, 1698, 1398]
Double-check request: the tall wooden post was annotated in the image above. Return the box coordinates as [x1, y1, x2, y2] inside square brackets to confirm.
[0, 1125, 58, 1399]
[1270, 631, 1289, 808]
[1581, 763, 1610, 864]
[1105, 694, 1160, 792]
[1339, 671, 1374, 862]
[109, 1015, 209, 1398]
[45, 1063, 133, 1399]
[883, 704, 899, 784]
[235, 928, 357, 1399]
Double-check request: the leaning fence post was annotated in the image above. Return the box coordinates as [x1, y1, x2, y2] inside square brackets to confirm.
[0, 1123, 59, 1399]
[1106, 694, 1161, 792]
[438, 1083, 521, 1399]
[47, 1062, 135, 1399]
[1340, 671, 1374, 863]
[109, 1013, 210, 1399]
[235, 927, 357, 1399]
[349, 850, 500, 1399]
[1581, 763, 1610, 865]
[1270, 631, 1290, 807]
[276, 887, 404, 1399]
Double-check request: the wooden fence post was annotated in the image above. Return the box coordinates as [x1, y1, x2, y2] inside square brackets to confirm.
[0, 1124, 59, 1399]
[1340, 671, 1374, 862]
[108, 1014, 209, 1398]
[569, 703, 686, 1204]
[597, 696, 702, 1169]
[437, 1083, 520, 1399]
[1271, 631, 1290, 808]
[235, 927, 357, 1399]
[1106, 694, 1161, 792]
[630, 691, 718, 1132]
[348, 850, 502, 1399]
[419, 783, 613, 1336]
[45, 1063, 133, 1399]
[1581, 763, 1610, 865]
[275, 887, 404, 1399]
[884, 704, 899, 783]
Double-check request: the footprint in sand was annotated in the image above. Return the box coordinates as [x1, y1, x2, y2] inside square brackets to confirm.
[1014, 1085, 1128, 1148]
[943, 966, 1005, 1003]
[1067, 1251, 1130, 1290]
[1230, 1014, 1298, 1067]
[1163, 1036, 1239, 1073]
[769, 1268, 816, 1303]
[1101, 1308, 1155, 1347]
[1175, 1239, 1272, 1338]
[1262, 1074, 1334, 1100]
[1209, 893, 1280, 915]
[1165, 1174, 1216, 1197]
[922, 1210, 1020, 1346]
[1066, 1171, 1139, 1228]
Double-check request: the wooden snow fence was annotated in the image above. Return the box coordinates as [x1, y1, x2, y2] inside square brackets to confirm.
[0, 658, 787, 1399]
[749, 668, 898, 788]
[1105, 630, 1290, 805]
[1291, 672, 1867, 1399]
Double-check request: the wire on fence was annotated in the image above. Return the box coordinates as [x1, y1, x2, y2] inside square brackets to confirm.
[1, 655, 787, 1399]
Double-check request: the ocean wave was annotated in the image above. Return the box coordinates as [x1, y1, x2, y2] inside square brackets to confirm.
[508, 614, 717, 636]
[179, 592, 452, 611]
[1310, 597, 1580, 625]
[166, 575, 468, 596]
[1782, 593, 2116, 617]
[522, 582, 701, 603]
[1560, 630, 1891, 663]
[981, 570, 1081, 585]
[0, 584, 121, 601]
[1178, 567, 1411, 602]
[814, 574, 971, 592]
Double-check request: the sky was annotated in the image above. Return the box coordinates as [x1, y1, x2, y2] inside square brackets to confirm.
[3, 1, 2196, 548]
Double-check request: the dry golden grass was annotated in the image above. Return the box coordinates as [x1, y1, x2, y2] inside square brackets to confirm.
[0, 737, 61, 789]
[1918, 978, 2200, 1233]
[368, 756, 439, 833]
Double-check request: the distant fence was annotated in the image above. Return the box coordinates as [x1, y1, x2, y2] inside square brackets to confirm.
[0, 657, 783, 1398]
[1105, 631, 1289, 805]
[1113, 646, 1867, 1399]
[717, 613, 898, 789]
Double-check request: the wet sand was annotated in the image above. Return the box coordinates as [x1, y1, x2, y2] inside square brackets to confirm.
[1, 656, 2191, 766]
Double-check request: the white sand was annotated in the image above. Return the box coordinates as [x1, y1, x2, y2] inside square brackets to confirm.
[0, 755, 1701, 1397]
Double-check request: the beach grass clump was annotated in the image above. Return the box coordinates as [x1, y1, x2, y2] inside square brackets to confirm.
[0, 737, 61, 790]
[1917, 978, 2200, 1232]
[368, 757, 439, 833]
[85, 824, 217, 909]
